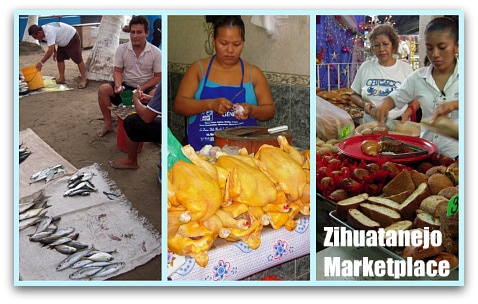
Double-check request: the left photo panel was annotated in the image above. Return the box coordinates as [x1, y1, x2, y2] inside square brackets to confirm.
[15, 13, 163, 283]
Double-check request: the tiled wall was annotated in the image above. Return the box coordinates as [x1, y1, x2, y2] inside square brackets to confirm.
[167, 64, 310, 150]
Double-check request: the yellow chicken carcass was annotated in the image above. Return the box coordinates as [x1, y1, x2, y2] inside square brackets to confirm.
[167, 220, 217, 267]
[168, 160, 222, 222]
[254, 138, 308, 202]
[215, 155, 278, 207]
[181, 144, 229, 187]
[219, 211, 263, 250]
[278, 135, 304, 166]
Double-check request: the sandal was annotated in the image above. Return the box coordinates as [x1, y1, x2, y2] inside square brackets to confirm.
[78, 81, 88, 89]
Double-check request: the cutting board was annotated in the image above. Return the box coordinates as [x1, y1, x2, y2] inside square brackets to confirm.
[214, 126, 292, 154]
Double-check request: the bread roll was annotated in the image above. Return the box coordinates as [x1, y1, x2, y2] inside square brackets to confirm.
[382, 169, 415, 197]
[384, 220, 413, 232]
[346, 208, 380, 230]
[366, 196, 401, 212]
[428, 173, 455, 195]
[383, 220, 413, 249]
[439, 212, 459, 238]
[372, 126, 389, 134]
[361, 139, 381, 156]
[329, 189, 349, 201]
[361, 127, 373, 135]
[402, 244, 443, 260]
[420, 195, 449, 217]
[335, 193, 369, 221]
[437, 186, 459, 199]
[384, 190, 413, 204]
[398, 182, 430, 220]
[414, 212, 441, 231]
[360, 203, 401, 227]
[432, 252, 458, 269]
[410, 170, 429, 188]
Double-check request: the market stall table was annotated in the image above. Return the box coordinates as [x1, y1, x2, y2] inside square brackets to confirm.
[168, 216, 310, 281]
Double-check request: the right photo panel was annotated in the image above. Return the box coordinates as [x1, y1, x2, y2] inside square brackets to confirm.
[315, 14, 461, 282]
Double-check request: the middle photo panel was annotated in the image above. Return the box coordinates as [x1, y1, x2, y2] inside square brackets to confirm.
[166, 14, 311, 282]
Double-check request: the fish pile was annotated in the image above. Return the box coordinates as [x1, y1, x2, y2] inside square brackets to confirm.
[19, 190, 55, 231]
[30, 164, 66, 184]
[63, 171, 98, 197]
[19, 190, 126, 280]
[19, 144, 31, 164]
[58, 247, 126, 280]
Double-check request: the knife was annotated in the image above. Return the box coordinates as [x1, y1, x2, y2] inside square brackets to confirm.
[379, 135, 428, 157]
[235, 125, 289, 136]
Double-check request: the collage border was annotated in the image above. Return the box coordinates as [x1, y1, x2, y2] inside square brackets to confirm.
[13, 9, 465, 287]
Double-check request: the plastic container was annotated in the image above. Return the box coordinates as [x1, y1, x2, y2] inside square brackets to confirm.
[120, 90, 134, 106]
[117, 117, 144, 153]
[21, 65, 44, 91]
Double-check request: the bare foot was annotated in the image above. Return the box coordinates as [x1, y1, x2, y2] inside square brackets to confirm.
[109, 159, 139, 170]
[97, 126, 114, 137]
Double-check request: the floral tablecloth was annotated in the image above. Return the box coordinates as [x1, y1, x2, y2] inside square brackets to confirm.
[168, 216, 309, 281]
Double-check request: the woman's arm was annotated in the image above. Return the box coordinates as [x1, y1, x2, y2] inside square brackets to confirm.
[400, 99, 421, 122]
[370, 96, 396, 124]
[173, 61, 233, 116]
[431, 100, 458, 123]
[350, 92, 373, 115]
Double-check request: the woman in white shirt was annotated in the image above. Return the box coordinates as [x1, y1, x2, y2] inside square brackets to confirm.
[351, 24, 414, 124]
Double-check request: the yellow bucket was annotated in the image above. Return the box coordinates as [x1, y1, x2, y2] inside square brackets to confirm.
[21, 65, 44, 91]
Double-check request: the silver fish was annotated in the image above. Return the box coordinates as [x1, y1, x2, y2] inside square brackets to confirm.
[67, 189, 92, 197]
[69, 266, 103, 280]
[39, 227, 75, 245]
[19, 201, 36, 214]
[68, 172, 83, 183]
[65, 240, 89, 250]
[47, 233, 79, 248]
[71, 259, 94, 269]
[54, 244, 78, 254]
[82, 261, 115, 268]
[93, 262, 125, 277]
[63, 181, 91, 196]
[87, 252, 114, 262]
[29, 229, 56, 242]
[81, 172, 94, 182]
[30, 164, 63, 183]
[57, 247, 93, 271]
[19, 210, 48, 230]
[19, 207, 46, 221]
[34, 216, 53, 234]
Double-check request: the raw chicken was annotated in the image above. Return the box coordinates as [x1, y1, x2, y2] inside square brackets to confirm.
[254, 137, 308, 202]
[168, 160, 222, 222]
[215, 155, 278, 207]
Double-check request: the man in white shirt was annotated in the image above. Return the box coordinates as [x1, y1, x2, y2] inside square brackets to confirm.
[28, 22, 88, 89]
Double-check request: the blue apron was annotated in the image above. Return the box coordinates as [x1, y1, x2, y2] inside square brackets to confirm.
[188, 55, 256, 150]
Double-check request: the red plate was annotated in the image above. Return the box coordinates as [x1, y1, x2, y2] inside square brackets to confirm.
[337, 134, 437, 164]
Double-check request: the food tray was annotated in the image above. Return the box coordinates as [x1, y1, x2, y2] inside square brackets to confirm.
[355, 121, 421, 137]
[316, 193, 337, 206]
[328, 210, 404, 260]
[337, 134, 437, 164]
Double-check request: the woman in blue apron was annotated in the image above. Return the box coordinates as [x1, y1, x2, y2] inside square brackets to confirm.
[174, 16, 276, 151]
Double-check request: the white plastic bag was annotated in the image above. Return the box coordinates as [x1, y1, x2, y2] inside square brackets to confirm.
[316, 95, 355, 141]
